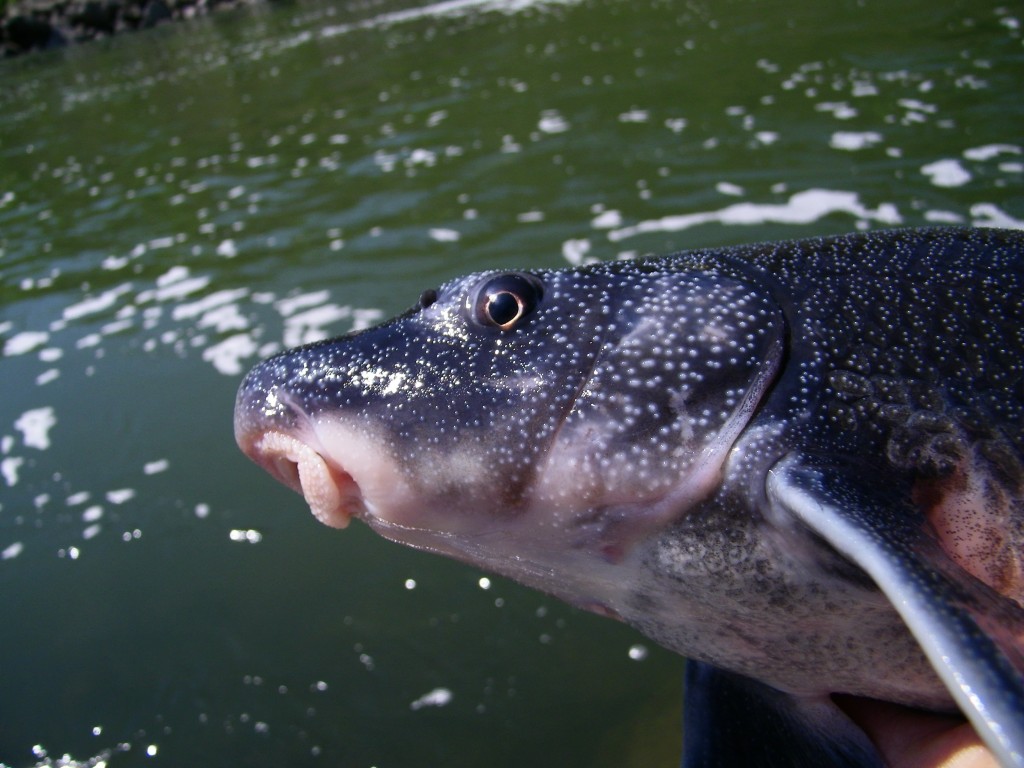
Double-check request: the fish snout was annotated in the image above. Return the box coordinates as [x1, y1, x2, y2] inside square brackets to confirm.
[234, 373, 364, 529]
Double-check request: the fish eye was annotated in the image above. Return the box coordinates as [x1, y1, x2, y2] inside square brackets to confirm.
[470, 273, 544, 330]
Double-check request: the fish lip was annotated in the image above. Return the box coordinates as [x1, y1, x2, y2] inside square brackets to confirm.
[233, 381, 364, 528]
[238, 427, 364, 529]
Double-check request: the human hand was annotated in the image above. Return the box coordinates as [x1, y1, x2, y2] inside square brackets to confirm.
[837, 697, 997, 768]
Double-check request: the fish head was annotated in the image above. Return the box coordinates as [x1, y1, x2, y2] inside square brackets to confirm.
[234, 261, 784, 604]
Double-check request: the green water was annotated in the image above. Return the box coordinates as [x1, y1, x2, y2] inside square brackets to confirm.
[0, 0, 1021, 765]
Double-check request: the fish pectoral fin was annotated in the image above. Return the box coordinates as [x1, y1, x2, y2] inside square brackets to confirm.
[766, 454, 1024, 767]
[682, 661, 882, 768]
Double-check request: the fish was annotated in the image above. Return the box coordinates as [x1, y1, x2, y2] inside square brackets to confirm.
[233, 227, 1024, 767]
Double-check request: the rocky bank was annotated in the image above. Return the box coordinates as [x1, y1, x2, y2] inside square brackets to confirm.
[1, 0, 263, 56]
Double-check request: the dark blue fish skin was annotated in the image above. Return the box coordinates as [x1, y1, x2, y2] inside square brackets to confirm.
[739, 229, 1023, 474]
[235, 227, 1024, 766]
[235, 261, 785, 538]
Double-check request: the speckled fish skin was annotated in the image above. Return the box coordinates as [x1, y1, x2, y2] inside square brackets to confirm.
[234, 227, 1024, 765]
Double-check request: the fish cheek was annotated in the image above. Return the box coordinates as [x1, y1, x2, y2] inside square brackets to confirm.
[530, 273, 785, 548]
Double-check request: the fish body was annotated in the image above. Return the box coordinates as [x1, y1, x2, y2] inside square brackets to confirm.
[234, 227, 1024, 766]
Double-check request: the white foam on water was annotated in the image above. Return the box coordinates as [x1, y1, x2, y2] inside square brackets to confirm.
[408, 148, 437, 167]
[172, 288, 249, 321]
[14, 407, 56, 450]
[194, 304, 250, 334]
[410, 687, 453, 710]
[12, 742, 134, 766]
[157, 266, 190, 287]
[318, 0, 583, 43]
[100, 318, 133, 337]
[830, 131, 883, 151]
[229, 528, 263, 543]
[62, 284, 134, 322]
[82, 506, 103, 523]
[590, 209, 623, 228]
[276, 290, 331, 317]
[970, 203, 1024, 229]
[921, 158, 971, 187]
[1, 457, 24, 487]
[202, 333, 259, 376]
[147, 235, 178, 250]
[627, 644, 648, 661]
[4, 234, 291, 391]
[665, 117, 688, 133]
[537, 109, 570, 134]
[4, 331, 50, 357]
[126, 266, 213, 305]
[897, 97, 937, 114]
[105, 488, 135, 504]
[608, 188, 902, 242]
[102, 254, 130, 270]
[351, 308, 384, 332]
[76, 333, 103, 349]
[149, 275, 212, 303]
[924, 210, 965, 224]
[429, 228, 460, 242]
[716, 182, 745, 196]
[562, 238, 592, 267]
[283, 305, 353, 347]
[815, 101, 858, 119]
[963, 143, 1021, 161]
[143, 459, 169, 475]
[618, 109, 649, 123]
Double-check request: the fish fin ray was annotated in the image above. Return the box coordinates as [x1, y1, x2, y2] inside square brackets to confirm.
[767, 454, 1024, 767]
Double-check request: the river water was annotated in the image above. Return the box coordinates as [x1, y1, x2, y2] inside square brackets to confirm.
[0, 0, 1021, 765]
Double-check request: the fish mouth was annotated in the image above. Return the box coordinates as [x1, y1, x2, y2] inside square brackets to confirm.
[240, 429, 365, 529]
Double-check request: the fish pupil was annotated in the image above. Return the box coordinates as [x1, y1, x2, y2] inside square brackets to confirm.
[487, 291, 523, 326]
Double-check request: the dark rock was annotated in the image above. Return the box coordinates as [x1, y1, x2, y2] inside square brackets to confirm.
[120, 2, 142, 27]
[140, 0, 171, 27]
[2, 0, 260, 55]
[5, 13, 67, 51]
[72, 0, 120, 33]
